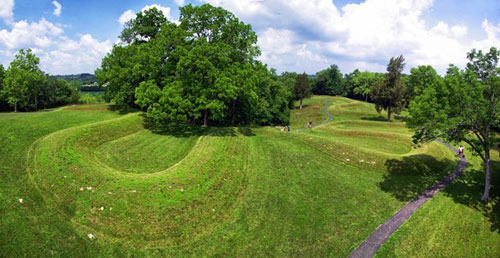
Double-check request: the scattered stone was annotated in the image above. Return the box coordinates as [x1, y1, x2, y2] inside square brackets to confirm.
[79, 187, 84, 191]
[99, 206, 104, 211]
[87, 233, 95, 239]
[108, 192, 113, 195]
[18, 198, 23, 204]
[109, 207, 113, 211]
[346, 158, 350, 162]
[86, 187, 93, 190]
[131, 190, 137, 193]
[180, 188, 184, 192]
[212, 208, 215, 212]
[359, 160, 365, 163]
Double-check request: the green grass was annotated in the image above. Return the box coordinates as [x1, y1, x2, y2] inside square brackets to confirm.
[1, 96, 497, 257]
[376, 149, 500, 257]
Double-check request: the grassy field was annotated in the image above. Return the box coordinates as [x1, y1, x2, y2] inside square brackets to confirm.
[1, 97, 498, 257]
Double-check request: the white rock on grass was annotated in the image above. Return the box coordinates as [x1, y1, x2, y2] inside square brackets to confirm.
[346, 159, 350, 161]
[79, 187, 84, 191]
[99, 207, 104, 211]
[87, 233, 95, 239]
[86, 187, 92, 190]
[18, 198, 23, 204]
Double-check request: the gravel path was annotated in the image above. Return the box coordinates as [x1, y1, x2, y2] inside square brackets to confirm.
[349, 140, 467, 258]
[295, 100, 333, 132]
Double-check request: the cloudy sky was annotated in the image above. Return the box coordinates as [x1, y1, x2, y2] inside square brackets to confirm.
[0, 0, 499, 75]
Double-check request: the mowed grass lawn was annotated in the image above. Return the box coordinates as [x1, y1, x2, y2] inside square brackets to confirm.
[1, 97, 498, 256]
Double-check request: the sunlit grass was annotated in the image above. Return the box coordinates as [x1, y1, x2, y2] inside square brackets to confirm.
[2, 97, 496, 257]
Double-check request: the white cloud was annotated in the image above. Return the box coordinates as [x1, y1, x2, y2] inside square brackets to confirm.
[118, 10, 135, 25]
[0, 18, 63, 49]
[202, 0, 500, 74]
[118, 4, 176, 26]
[0, 17, 111, 74]
[173, 0, 185, 6]
[0, 0, 14, 24]
[52, 1, 62, 17]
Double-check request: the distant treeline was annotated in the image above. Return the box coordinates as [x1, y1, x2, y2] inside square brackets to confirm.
[54, 73, 97, 86]
[0, 50, 109, 112]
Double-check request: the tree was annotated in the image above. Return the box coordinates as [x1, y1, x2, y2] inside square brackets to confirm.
[0, 64, 7, 110]
[3, 49, 45, 112]
[371, 55, 407, 121]
[130, 4, 289, 126]
[408, 47, 500, 202]
[38, 77, 77, 108]
[312, 64, 344, 95]
[406, 65, 440, 101]
[352, 71, 385, 102]
[120, 7, 168, 44]
[295, 73, 312, 109]
[278, 72, 298, 108]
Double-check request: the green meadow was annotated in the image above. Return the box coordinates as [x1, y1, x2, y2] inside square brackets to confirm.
[1, 97, 498, 257]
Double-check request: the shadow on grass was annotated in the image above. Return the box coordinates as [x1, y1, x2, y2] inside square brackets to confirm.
[142, 115, 255, 138]
[360, 116, 388, 122]
[380, 154, 500, 233]
[442, 160, 500, 233]
[379, 154, 456, 202]
[107, 104, 139, 115]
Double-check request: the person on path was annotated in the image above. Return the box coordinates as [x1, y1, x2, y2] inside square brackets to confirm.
[458, 146, 465, 158]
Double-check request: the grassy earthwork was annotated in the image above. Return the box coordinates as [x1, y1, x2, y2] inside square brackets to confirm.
[0, 97, 498, 257]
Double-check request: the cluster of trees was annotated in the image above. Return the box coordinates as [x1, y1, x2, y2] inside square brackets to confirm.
[306, 65, 387, 103]
[96, 4, 290, 126]
[54, 73, 97, 86]
[285, 50, 498, 202]
[0, 49, 79, 112]
[407, 47, 500, 202]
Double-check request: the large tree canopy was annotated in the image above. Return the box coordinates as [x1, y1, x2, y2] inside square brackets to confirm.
[97, 4, 289, 126]
[408, 47, 500, 201]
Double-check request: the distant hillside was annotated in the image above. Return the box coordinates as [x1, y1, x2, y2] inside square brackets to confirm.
[53, 73, 97, 86]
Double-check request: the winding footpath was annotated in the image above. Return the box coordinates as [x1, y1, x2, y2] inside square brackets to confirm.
[299, 101, 468, 257]
[296, 100, 334, 132]
[349, 140, 467, 258]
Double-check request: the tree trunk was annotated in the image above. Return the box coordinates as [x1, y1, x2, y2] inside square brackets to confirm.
[14, 103, 17, 113]
[387, 106, 391, 122]
[481, 147, 491, 202]
[299, 98, 303, 109]
[203, 110, 208, 126]
[365, 95, 368, 102]
[231, 101, 236, 125]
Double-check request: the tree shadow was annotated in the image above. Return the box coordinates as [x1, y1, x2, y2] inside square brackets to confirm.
[379, 154, 457, 202]
[237, 127, 256, 136]
[442, 160, 500, 233]
[107, 104, 139, 115]
[360, 116, 388, 122]
[380, 154, 500, 234]
[142, 115, 255, 138]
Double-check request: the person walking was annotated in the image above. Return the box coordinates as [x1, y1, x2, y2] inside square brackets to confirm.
[458, 146, 465, 158]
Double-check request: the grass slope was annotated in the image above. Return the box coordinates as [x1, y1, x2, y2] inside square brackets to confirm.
[1, 97, 496, 257]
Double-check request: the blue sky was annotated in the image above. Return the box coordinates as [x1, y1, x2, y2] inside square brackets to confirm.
[0, 0, 499, 75]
